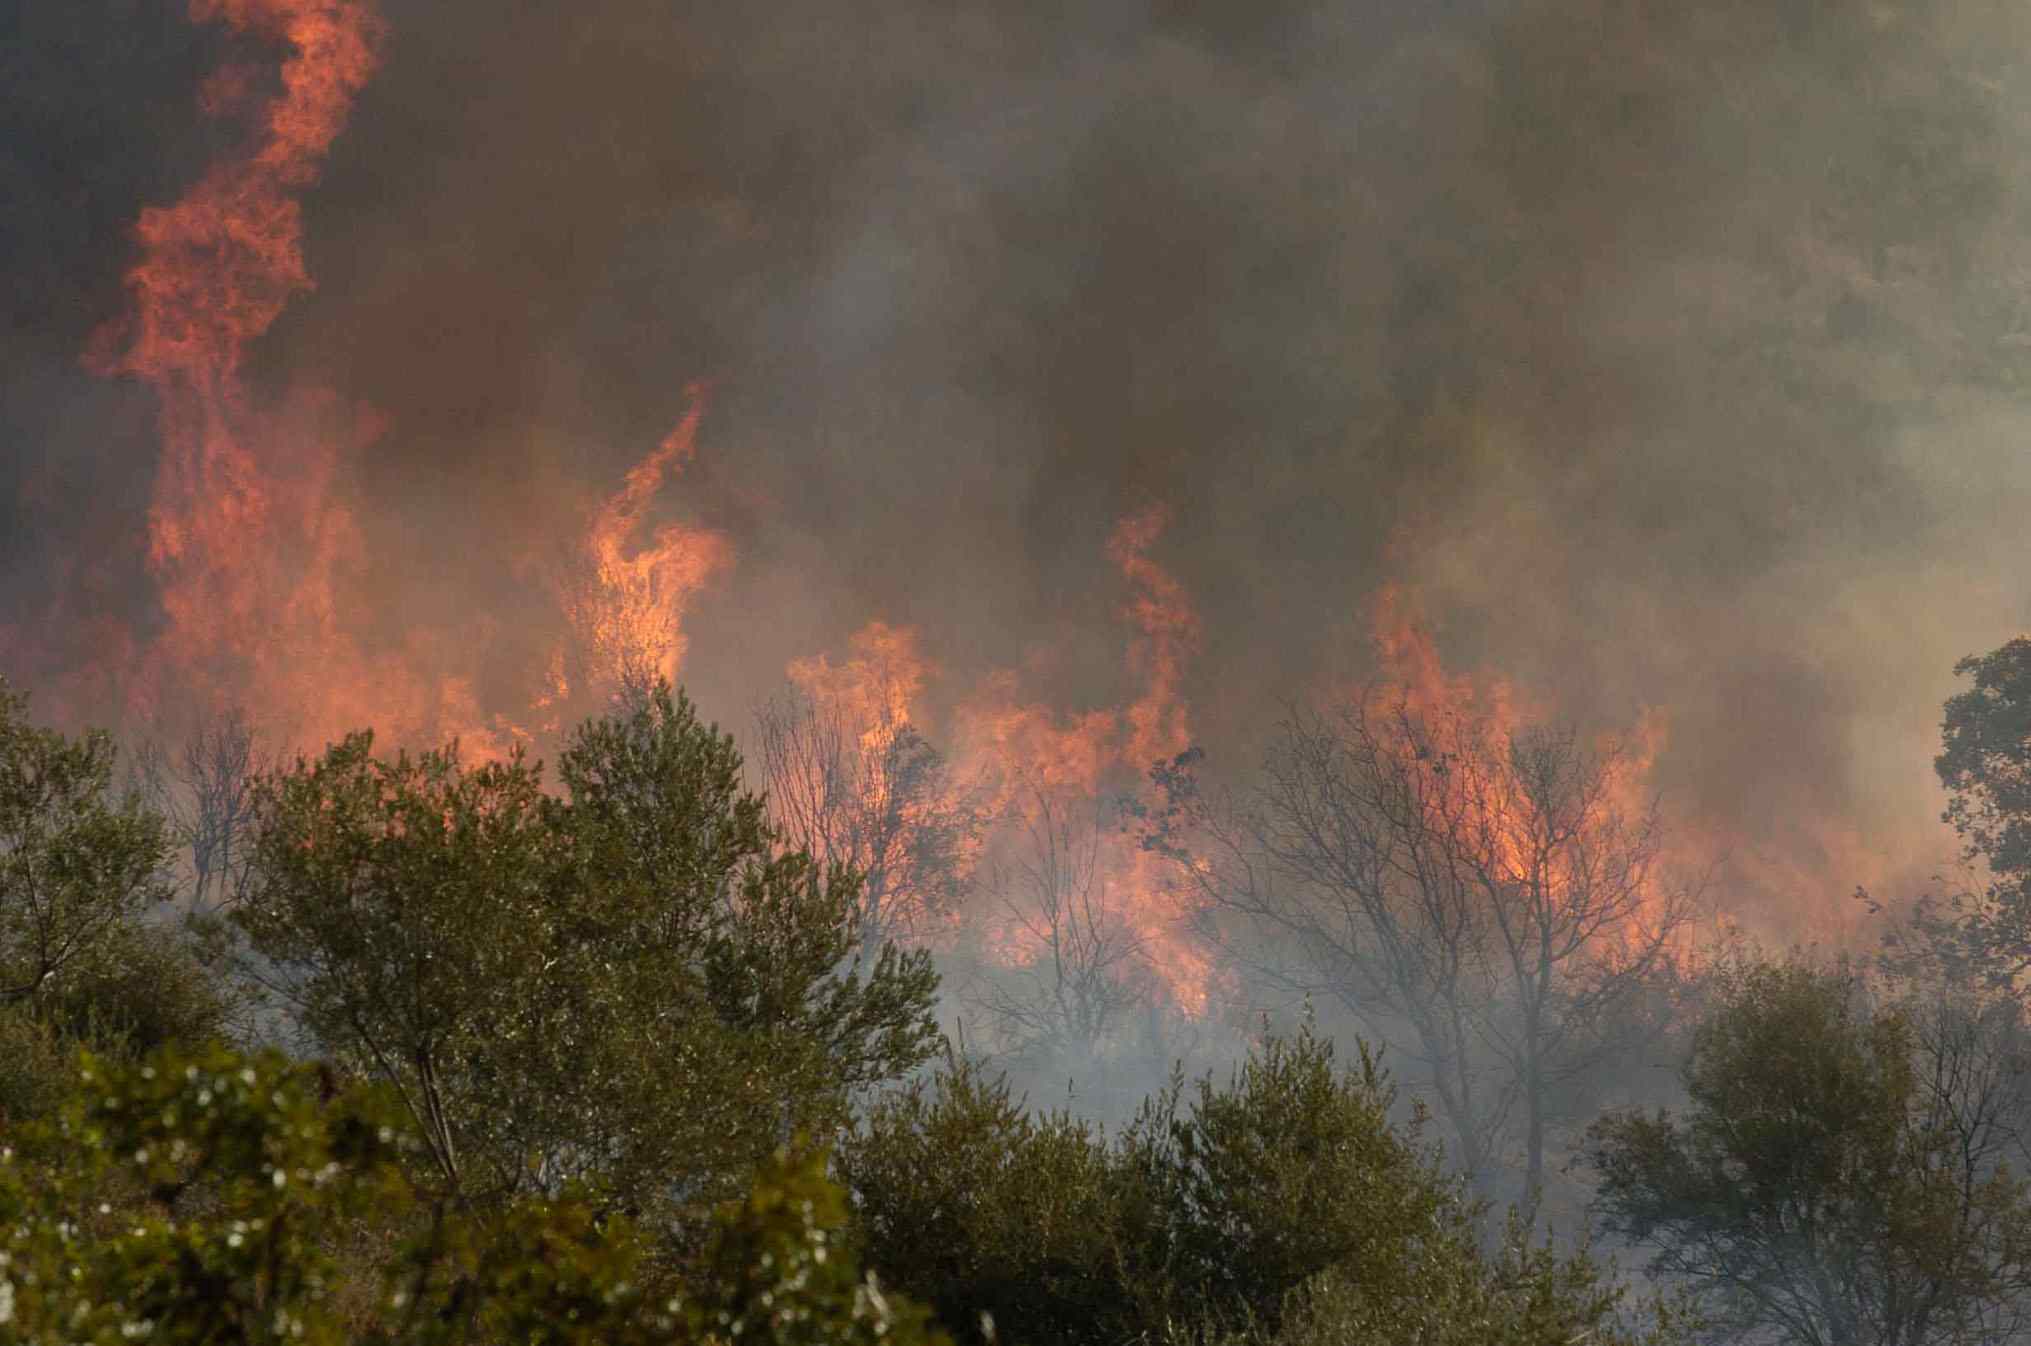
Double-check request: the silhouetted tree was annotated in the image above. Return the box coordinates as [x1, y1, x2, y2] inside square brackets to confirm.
[965, 784, 1153, 1068]
[1914, 638, 2031, 986]
[753, 685, 981, 963]
[1145, 697, 1694, 1219]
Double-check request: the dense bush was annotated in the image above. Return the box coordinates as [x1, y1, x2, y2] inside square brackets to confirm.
[0, 1044, 949, 1346]
[230, 684, 940, 1217]
[843, 1025, 1672, 1346]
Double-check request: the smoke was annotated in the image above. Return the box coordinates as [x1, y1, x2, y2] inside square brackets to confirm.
[8, 0, 2031, 954]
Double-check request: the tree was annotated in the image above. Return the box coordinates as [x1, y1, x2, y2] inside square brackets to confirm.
[1587, 958, 2031, 1346]
[0, 686, 235, 1124]
[752, 683, 981, 964]
[964, 784, 1154, 1070]
[0, 681, 174, 1006]
[233, 684, 940, 1214]
[1116, 1025, 1457, 1332]
[1145, 696, 1693, 1218]
[132, 705, 269, 915]
[839, 1052, 1122, 1346]
[1927, 638, 2031, 983]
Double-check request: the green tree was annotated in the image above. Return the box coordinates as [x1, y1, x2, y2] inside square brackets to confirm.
[0, 916, 240, 1123]
[1928, 638, 2031, 982]
[0, 681, 174, 1006]
[233, 684, 939, 1215]
[841, 1053, 1121, 1346]
[0, 684, 231, 1125]
[1116, 1027, 1454, 1332]
[1587, 958, 2031, 1345]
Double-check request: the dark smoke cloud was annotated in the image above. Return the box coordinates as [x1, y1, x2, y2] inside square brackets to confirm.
[7, 0, 2031, 932]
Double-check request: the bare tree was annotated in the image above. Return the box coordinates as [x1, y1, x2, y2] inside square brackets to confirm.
[754, 685, 982, 965]
[968, 785, 1154, 1066]
[178, 708, 266, 913]
[130, 707, 269, 915]
[1148, 695, 1695, 1219]
[1901, 985, 2031, 1346]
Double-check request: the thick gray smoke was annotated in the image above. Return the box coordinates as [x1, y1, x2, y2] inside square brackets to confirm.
[7, 0, 2031, 941]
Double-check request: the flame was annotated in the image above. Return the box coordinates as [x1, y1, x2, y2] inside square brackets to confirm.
[84, 0, 411, 749]
[765, 508, 1220, 1015]
[1361, 587, 1680, 950]
[1110, 504, 1202, 771]
[772, 621, 971, 944]
[82, 0, 741, 761]
[950, 506, 1218, 1015]
[787, 620, 929, 757]
[568, 389, 732, 695]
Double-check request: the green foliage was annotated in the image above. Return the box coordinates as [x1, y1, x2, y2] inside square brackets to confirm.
[842, 1054, 1120, 1346]
[683, 1145, 946, 1346]
[1270, 1213, 1686, 1346]
[1587, 958, 2031, 1344]
[234, 684, 941, 1214]
[0, 920, 237, 1128]
[0, 681, 174, 1007]
[0, 1008, 75, 1126]
[1116, 1029, 1447, 1329]
[37, 918, 238, 1059]
[0, 685, 228, 1127]
[0, 1043, 949, 1346]
[0, 1044, 417, 1344]
[845, 1026, 1667, 1346]
[1927, 638, 2031, 981]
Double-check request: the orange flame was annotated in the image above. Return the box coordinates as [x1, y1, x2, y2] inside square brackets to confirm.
[87, 0, 404, 749]
[768, 509, 1219, 1014]
[86, 0, 740, 761]
[1361, 586, 1680, 950]
[570, 390, 732, 695]
[772, 621, 972, 944]
[1110, 504, 1202, 771]
[787, 620, 929, 756]
[951, 506, 1218, 1014]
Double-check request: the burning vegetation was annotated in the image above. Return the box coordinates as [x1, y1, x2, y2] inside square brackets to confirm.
[11, 0, 2031, 1340]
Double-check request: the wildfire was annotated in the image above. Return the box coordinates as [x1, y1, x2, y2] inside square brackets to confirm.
[85, 0, 405, 749]
[1110, 504, 1201, 771]
[953, 506, 1217, 1015]
[63, 0, 1910, 1056]
[568, 390, 731, 697]
[762, 508, 1220, 1016]
[1361, 586, 1684, 949]
[786, 620, 930, 758]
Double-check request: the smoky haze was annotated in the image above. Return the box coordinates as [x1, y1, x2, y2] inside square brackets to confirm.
[6, 0, 2031, 944]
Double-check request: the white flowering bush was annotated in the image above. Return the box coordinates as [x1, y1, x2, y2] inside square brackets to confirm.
[0, 1046, 947, 1346]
